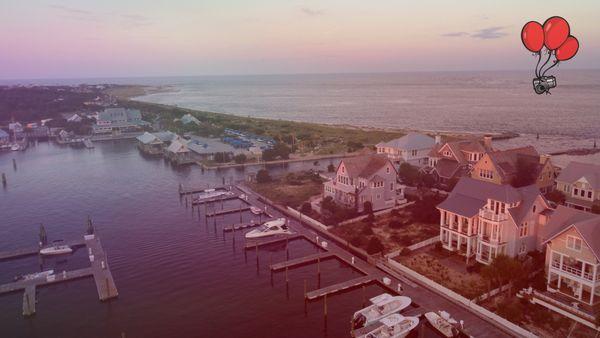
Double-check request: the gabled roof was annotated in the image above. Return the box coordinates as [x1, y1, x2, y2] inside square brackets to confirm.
[433, 158, 463, 179]
[340, 154, 395, 179]
[153, 131, 178, 143]
[180, 114, 200, 125]
[376, 133, 435, 150]
[437, 177, 543, 220]
[166, 139, 189, 153]
[485, 146, 542, 181]
[543, 205, 600, 261]
[136, 132, 161, 145]
[556, 162, 600, 190]
[429, 138, 493, 164]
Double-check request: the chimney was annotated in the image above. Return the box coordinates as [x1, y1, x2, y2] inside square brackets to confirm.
[435, 134, 442, 145]
[540, 154, 551, 164]
[483, 135, 493, 149]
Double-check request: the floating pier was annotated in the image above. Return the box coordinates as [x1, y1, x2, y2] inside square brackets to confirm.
[179, 184, 230, 196]
[270, 252, 335, 272]
[244, 234, 304, 250]
[0, 239, 85, 261]
[305, 275, 375, 301]
[222, 220, 269, 232]
[206, 206, 250, 217]
[85, 235, 118, 300]
[191, 194, 241, 206]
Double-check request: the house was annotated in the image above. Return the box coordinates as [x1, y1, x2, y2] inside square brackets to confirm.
[536, 206, 600, 316]
[427, 136, 494, 186]
[555, 162, 600, 212]
[376, 133, 435, 167]
[0, 129, 9, 144]
[323, 154, 400, 212]
[164, 139, 193, 165]
[437, 177, 552, 265]
[8, 122, 23, 133]
[93, 108, 149, 134]
[153, 131, 178, 145]
[186, 136, 239, 162]
[62, 113, 83, 123]
[179, 114, 201, 125]
[136, 132, 164, 155]
[470, 146, 557, 193]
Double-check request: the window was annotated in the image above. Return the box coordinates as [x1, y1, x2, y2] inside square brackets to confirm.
[411, 150, 418, 156]
[588, 191, 593, 199]
[532, 205, 537, 213]
[386, 166, 390, 174]
[567, 236, 582, 251]
[519, 223, 529, 237]
[479, 169, 494, 180]
[376, 194, 381, 200]
[390, 182, 394, 191]
[574, 188, 579, 195]
[519, 242, 527, 254]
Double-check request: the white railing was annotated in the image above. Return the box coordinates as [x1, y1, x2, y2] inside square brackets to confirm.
[479, 208, 508, 222]
[551, 261, 595, 281]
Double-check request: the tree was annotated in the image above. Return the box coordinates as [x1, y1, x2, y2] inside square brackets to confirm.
[366, 237, 384, 254]
[363, 201, 373, 214]
[592, 203, 600, 215]
[545, 190, 566, 205]
[481, 255, 524, 296]
[327, 164, 336, 173]
[398, 162, 419, 186]
[256, 169, 271, 183]
[300, 202, 312, 214]
[233, 153, 247, 164]
[262, 142, 292, 161]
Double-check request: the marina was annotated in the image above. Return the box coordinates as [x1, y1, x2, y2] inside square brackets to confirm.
[269, 252, 335, 272]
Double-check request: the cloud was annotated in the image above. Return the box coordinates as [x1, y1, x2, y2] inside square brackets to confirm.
[441, 26, 508, 39]
[120, 14, 153, 28]
[49, 4, 153, 28]
[300, 7, 324, 16]
[49, 4, 94, 16]
[471, 26, 508, 39]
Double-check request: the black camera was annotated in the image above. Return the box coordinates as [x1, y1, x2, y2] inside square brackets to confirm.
[532, 76, 557, 95]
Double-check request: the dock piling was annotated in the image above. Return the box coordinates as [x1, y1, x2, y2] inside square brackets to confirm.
[12, 159, 17, 170]
[2, 173, 6, 186]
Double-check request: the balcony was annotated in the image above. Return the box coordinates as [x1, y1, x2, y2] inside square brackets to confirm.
[551, 260, 598, 281]
[479, 208, 508, 222]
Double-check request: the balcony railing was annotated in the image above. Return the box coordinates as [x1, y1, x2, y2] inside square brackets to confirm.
[551, 260, 597, 281]
[479, 233, 502, 243]
[441, 223, 475, 236]
[479, 208, 508, 222]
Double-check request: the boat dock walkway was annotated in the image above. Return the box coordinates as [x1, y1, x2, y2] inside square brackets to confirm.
[0, 233, 118, 317]
[0, 239, 85, 261]
[244, 234, 304, 250]
[191, 195, 243, 206]
[206, 206, 250, 217]
[270, 252, 335, 272]
[179, 184, 230, 196]
[222, 220, 272, 233]
[305, 275, 376, 301]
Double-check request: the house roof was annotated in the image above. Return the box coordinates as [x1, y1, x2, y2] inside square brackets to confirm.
[437, 177, 543, 221]
[434, 158, 463, 179]
[428, 138, 493, 164]
[485, 146, 542, 181]
[153, 131, 178, 143]
[340, 154, 395, 179]
[180, 114, 200, 125]
[376, 133, 435, 150]
[186, 137, 237, 155]
[166, 139, 189, 153]
[543, 205, 600, 261]
[136, 132, 162, 145]
[556, 162, 600, 190]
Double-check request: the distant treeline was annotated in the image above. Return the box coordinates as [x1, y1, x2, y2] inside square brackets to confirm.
[0, 86, 105, 122]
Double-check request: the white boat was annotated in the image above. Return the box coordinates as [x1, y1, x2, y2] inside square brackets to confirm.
[15, 270, 55, 281]
[245, 218, 292, 239]
[40, 244, 73, 256]
[352, 293, 412, 329]
[193, 189, 233, 202]
[424, 312, 458, 338]
[250, 206, 263, 215]
[359, 314, 419, 338]
[11, 144, 20, 151]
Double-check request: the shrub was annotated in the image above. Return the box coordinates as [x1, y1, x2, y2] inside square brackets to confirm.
[366, 237, 384, 254]
[361, 224, 374, 236]
[327, 164, 336, 172]
[363, 201, 373, 214]
[389, 220, 404, 229]
[300, 202, 312, 214]
[496, 299, 524, 323]
[233, 153, 247, 164]
[545, 190, 566, 205]
[256, 169, 271, 183]
[350, 236, 363, 247]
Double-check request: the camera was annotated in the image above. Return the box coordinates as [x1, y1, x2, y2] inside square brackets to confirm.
[532, 76, 557, 95]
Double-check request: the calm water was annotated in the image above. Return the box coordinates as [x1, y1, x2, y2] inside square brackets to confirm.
[0, 141, 391, 338]
[133, 71, 600, 157]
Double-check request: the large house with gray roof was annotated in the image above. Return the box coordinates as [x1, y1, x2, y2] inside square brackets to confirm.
[93, 108, 149, 134]
[534, 206, 600, 319]
[323, 154, 399, 213]
[376, 133, 435, 167]
[437, 177, 552, 265]
[555, 162, 600, 212]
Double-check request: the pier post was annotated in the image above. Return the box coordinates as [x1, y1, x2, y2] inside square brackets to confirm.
[12, 158, 17, 170]
[239, 201, 242, 223]
[105, 278, 110, 298]
[255, 245, 259, 267]
[324, 294, 328, 319]
[2, 173, 6, 186]
[362, 285, 366, 307]
[285, 266, 289, 283]
[286, 237, 289, 260]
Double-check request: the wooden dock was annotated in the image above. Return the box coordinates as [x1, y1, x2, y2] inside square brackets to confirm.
[270, 252, 335, 272]
[0, 239, 85, 261]
[191, 195, 241, 206]
[244, 234, 304, 250]
[305, 275, 375, 301]
[179, 185, 230, 195]
[222, 220, 268, 232]
[85, 235, 118, 300]
[206, 206, 250, 217]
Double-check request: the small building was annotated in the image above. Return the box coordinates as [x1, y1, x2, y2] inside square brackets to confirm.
[555, 162, 600, 212]
[186, 136, 238, 162]
[323, 154, 399, 213]
[470, 146, 557, 193]
[62, 113, 83, 123]
[426, 136, 494, 186]
[179, 114, 201, 125]
[376, 133, 435, 167]
[437, 177, 552, 265]
[0, 129, 9, 144]
[136, 132, 164, 155]
[153, 131, 178, 145]
[164, 139, 193, 165]
[536, 206, 600, 318]
[93, 108, 149, 135]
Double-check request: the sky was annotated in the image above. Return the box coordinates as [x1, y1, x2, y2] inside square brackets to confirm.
[1, 0, 599, 79]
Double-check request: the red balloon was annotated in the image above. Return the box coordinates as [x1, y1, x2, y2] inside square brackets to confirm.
[556, 36, 579, 61]
[521, 21, 544, 52]
[543, 16, 570, 50]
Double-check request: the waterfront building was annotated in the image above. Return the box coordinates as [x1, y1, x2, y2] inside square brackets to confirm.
[164, 139, 193, 165]
[437, 177, 552, 265]
[8, 122, 23, 134]
[555, 162, 600, 212]
[93, 108, 149, 135]
[375, 133, 435, 167]
[186, 136, 240, 162]
[153, 131, 178, 145]
[323, 154, 400, 212]
[470, 146, 557, 193]
[179, 114, 201, 125]
[136, 132, 164, 155]
[426, 136, 494, 187]
[534, 206, 600, 319]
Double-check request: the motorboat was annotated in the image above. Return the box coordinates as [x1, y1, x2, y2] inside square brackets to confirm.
[424, 312, 458, 338]
[15, 270, 54, 281]
[352, 293, 412, 329]
[11, 144, 20, 151]
[193, 189, 233, 202]
[239, 193, 247, 200]
[358, 314, 419, 338]
[40, 242, 73, 256]
[250, 206, 263, 215]
[245, 218, 292, 239]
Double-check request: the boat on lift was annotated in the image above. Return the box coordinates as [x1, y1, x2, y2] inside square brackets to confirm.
[352, 293, 412, 329]
[424, 311, 459, 337]
[357, 313, 419, 338]
[245, 218, 292, 239]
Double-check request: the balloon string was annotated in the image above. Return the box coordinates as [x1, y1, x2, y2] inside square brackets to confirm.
[542, 60, 559, 77]
[534, 52, 542, 78]
[538, 50, 553, 76]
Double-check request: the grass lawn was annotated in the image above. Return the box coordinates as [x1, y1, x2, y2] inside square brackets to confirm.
[248, 171, 324, 209]
[328, 208, 439, 254]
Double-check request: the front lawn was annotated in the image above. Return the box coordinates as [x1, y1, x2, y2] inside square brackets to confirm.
[248, 171, 324, 208]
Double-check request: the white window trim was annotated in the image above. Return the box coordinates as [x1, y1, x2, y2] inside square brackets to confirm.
[566, 235, 582, 252]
